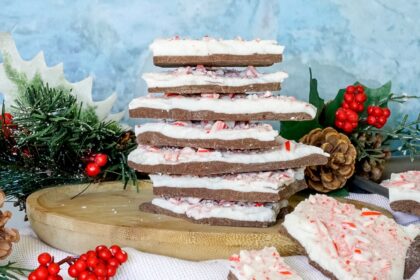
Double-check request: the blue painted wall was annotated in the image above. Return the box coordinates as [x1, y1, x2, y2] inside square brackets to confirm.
[1, 0, 419, 122]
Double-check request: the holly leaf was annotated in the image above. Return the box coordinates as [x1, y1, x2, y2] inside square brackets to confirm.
[327, 187, 349, 197]
[280, 68, 324, 140]
[363, 81, 392, 114]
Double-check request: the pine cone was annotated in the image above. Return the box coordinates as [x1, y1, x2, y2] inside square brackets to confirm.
[354, 132, 390, 182]
[0, 190, 19, 260]
[300, 127, 357, 192]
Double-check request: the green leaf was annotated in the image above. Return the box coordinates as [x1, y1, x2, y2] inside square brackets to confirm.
[363, 81, 392, 114]
[280, 68, 324, 140]
[327, 187, 349, 197]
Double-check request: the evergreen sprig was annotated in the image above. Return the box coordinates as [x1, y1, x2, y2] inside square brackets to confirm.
[0, 261, 31, 280]
[0, 81, 137, 208]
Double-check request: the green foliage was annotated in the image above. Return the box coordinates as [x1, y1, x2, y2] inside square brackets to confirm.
[0, 80, 137, 207]
[0, 261, 31, 280]
[280, 69, 324, 140]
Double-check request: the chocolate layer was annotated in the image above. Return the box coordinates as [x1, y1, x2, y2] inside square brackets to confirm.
[390, 200, 420, 216]
[128, 154, 328, 176]
[148, 83, 281, 94]
[227, 271, 237, 280]
[137, 131, 280, 150]
[404, 235, 420, 279]
[129, 108, 313, 121]
[153, 180, 307, 202]
[140, 202, 288, 228]
[153, 54, 283, 68]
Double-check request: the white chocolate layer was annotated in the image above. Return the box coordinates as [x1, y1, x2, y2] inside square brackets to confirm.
[152, 197, 286, 222]
[283, 194, 419, 280]
[229, 247, 302, 280]
[150, 168, 304, 194]
[143, 67, 287, 89]
[129, 94, 317, 119]
[135, 121, 278, 142]
[128, 142, 328, 166]
[381, 171, 420, 203]
[150, 37, 284, 56]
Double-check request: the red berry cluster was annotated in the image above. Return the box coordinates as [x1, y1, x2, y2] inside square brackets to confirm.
[28, 253, 62, 280]
[68, 245, 127, 280]
[367, 106, 391, 128]
[85, 153, 108, 177]
[342, 85, 367, 112]
[335, 85, 367, 133]
[28, 245, 127, 280]
[0, 112, 15, 138]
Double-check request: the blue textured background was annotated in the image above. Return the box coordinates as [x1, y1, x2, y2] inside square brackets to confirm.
[1, 0, 419, 122]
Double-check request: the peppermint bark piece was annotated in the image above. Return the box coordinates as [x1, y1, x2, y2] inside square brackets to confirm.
[140, 197, 288, 228]
[150, 38, 284, 67]
[150, 169, 306, 202]
[135, 121, 280, 150]
[282, 194, 420, 280]
[381, 171, 420, 216]
[228, 247, 302, 280]
[127, 142, 329, 176]
[128, 93, 317, 121]
[143, 66, 287, 94]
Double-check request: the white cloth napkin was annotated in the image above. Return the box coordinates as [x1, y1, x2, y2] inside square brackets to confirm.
[3, 193, 419, 280]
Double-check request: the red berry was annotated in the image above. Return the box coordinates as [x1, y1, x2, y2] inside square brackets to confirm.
[107, 265, 117, 277]
[38, 253, 52, 265]
[335, 109, 347, 121]
[97, 277, 108, 280]
[115, 250, 128, 263]
[344, 92, 354, 103]
[347, 111, 358, 122]
[96, 245, 108, 254]
[47, 276, 57, 280]
[355, 93, 366, 103]
[94, 154, 108, 167]
[377, 116, 386, 125]
[56, 276, 63, 280]
[80, 253, 88, 261]
[87, 250, 97, 258]
[87, 256, 99, 268]
[109, 245, 121, 256]
[383, 107, 391, 118]
[28, 272, 38, 280]
[356, 103, 364, 112]
[68, 265, 79, 278]
[356, 85, 364, 93]
[374, 122, 383, 128]
[107, 258, 120, 267]
[373, 107, 383, 117]
[346, 85, 355, 94]
[74, 259, 87, 273]
[47, 263, 60, 275]
[98, 248, 112, 261]
[85, 163, 101, 177]
[78, 271, 91, 280]
[34, 266, 49, 279]
[342, 102, 350, 109]
[351, 121, 358, 129]
[367, 116, 376, 125]
[367, 106, 374, 115]
[86, 274, 98, 280]
[342, 122, 354, 133]
[94, 264, 107, 277]
[335, 120, 344, 129]
[350, 101, 359, 111]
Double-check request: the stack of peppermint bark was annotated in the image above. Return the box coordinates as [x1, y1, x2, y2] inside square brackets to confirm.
[128, 37, 329, 227]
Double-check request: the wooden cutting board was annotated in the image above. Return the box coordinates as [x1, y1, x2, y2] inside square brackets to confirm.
[26, 181, 391, 261]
